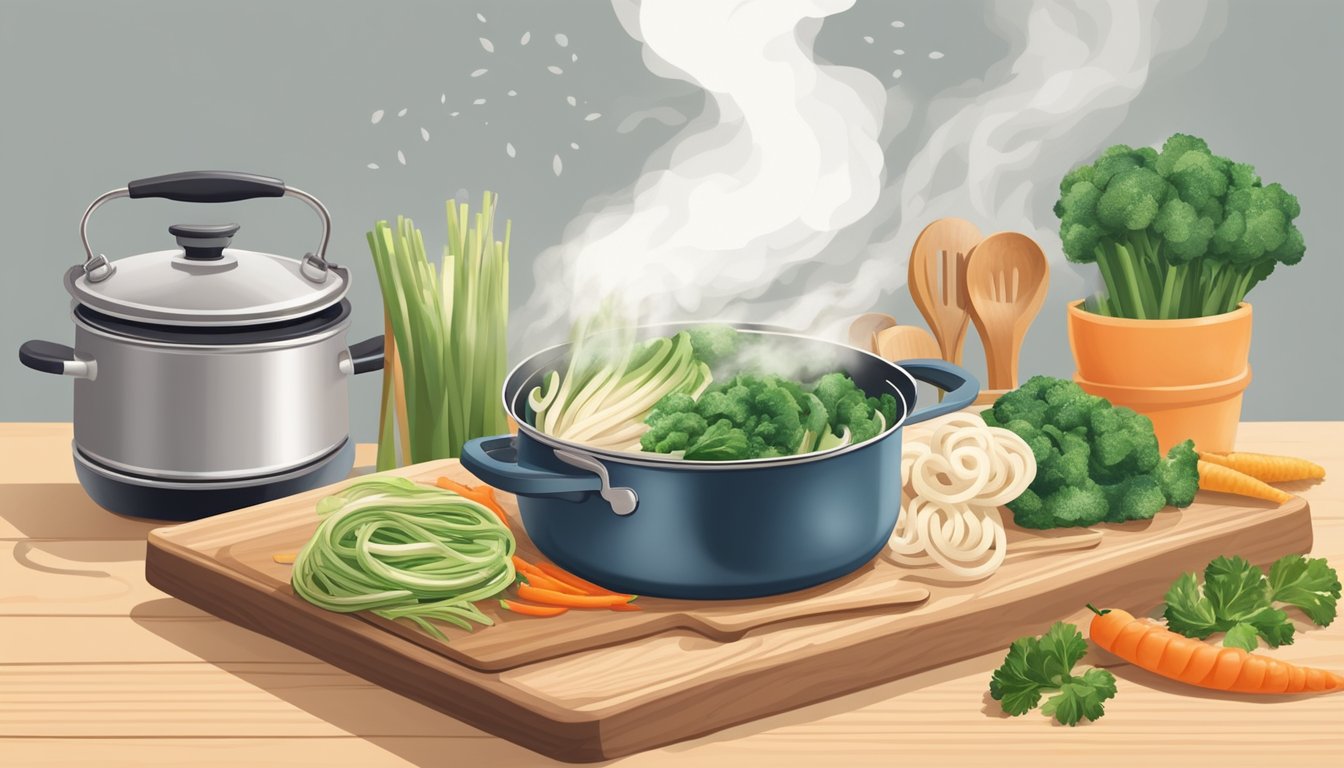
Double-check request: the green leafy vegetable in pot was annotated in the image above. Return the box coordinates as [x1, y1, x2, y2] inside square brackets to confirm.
[1056, 133, 1305, 319]
[532, 324, 898, 461]
[982, 376, 1199, 528]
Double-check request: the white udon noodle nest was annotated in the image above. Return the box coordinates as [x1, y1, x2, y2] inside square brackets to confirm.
[889, 413, 1037, 581]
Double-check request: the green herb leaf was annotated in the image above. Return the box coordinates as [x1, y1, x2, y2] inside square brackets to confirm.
[1222, 622, 1260, 651]
[1268, 555, 1341, 627]
[1041, 671, 1115, 727]
[1203, 555, 1273, 622]
[989, 637, 1051, 716]
[1244, 605, 1294, 647]
[1038, 621, 1089, 686]
[1163, 572, 1219, 638]
[988, 624, 1116, 725]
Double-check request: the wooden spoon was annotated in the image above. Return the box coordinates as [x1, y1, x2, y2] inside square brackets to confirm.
[874, 325, 941, 363]
[965, 232, 1050, 391]
[848, 312, 898, 352]
[908, 218, 982, 365]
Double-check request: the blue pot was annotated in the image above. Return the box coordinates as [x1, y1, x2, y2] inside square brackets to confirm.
[461, 327, 977, 599]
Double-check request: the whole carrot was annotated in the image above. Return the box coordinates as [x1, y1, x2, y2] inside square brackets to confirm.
[1197, 460, 1292, 504]
[1088, 605, 1344, 694]
[1198, 451, 1325, 483]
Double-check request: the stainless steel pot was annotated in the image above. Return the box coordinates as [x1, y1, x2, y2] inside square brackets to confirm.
[18, 171, 384, 520]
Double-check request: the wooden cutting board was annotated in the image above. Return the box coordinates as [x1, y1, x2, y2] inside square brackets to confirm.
[146, 459, 1313, 763]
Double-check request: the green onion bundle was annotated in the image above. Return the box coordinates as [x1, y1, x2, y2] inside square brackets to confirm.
[291, 477, 516, 640]
[367, 192, 510, 467]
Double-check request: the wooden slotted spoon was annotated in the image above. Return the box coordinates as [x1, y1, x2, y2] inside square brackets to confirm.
[873, 325, 940, 363]
[847, 312, 898, 352]
[965, 232, 1050, 392]
[907, 218, 982, 365]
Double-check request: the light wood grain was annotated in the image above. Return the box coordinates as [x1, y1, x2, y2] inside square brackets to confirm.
[3, 421, 1342, 768]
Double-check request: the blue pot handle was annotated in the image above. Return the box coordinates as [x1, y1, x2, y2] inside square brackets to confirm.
[460, 436, 601, 501]
[899, 359, 980, 426]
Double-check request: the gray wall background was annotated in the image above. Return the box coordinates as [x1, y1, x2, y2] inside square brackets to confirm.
[2, 0, 1340, 446]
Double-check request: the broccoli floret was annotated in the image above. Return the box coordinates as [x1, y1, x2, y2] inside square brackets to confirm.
[1159, 439, 1199, 507]
[985, 376, 1200, 529]
[1055, 132, 1305, 319]
[639, 395, 708, 454]
[686, 324, 743, 367]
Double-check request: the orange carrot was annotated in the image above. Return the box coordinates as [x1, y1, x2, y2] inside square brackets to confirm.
[516, 583, 636, 609]
[536, 562, 623, 597]
[1198, 451, 1325, 483]
[499, 599, 568, 617]
[1088, 605, 1344, 694]
[1197, 460, 1292, 504]
[520, 570, 586, 596]
[607, 602, 643, 612]
[436, 477, 511, 527]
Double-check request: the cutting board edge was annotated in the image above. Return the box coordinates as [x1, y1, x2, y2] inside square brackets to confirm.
[143, 533, 616, 763]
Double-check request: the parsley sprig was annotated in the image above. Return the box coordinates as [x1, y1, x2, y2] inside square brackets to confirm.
[1163, 554, 1340, 651]
[988, 621, 1116, 726]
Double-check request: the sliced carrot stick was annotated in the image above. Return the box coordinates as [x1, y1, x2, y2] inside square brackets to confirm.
[272, 551, 297, 565]
[607, 602, 643, 612]
[520, 570, 586, 595]
[516, 583, 636, 609]
[1197, 451, 1325, 483]
[535, 562, 624, 597]
[1197, 460, 1292, 504]
[499, 599, 568, 617]
[1088, 605, 1344, 693]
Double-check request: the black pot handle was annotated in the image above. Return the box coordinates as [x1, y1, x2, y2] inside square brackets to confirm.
[348, 335, 385, 375]
[79, 172, 332, 285]
[18, 340, 95, 379]
[127, 171, 286, 203]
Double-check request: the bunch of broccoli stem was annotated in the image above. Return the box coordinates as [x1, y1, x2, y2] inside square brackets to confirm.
[1089, 231, 1261, 320]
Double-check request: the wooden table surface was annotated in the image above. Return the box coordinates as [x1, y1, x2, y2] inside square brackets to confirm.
[3, 423, 1342, 767]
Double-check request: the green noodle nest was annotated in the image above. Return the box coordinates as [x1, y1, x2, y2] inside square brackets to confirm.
[291, 477, 516, 640]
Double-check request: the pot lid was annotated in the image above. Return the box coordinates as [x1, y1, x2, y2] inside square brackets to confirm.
[67, 222, 349, 327]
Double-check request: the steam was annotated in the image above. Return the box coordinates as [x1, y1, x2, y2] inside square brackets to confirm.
[519, 0, 1222, 351]
[519, 0, 886, 343]
[770, 0, 1219, 336]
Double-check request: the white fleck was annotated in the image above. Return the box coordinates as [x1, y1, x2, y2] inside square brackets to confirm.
[471, 68, 488, 77]
[547, 65, 564, 75]
[894, 49, 905, 55]
[506, 142, 516, 158]
[473, 98, 486, 105]
[397, 150, 406, 165]
[420, 127, 430, 142]
[891, 20, 905, 28]
[571, 53, 578, 62]
[552, 154, 563, 176]
[570, 142, 580, 150]
[476, 12, 486, 22]
[479, 37, 494, 53]
[507, 89, 517, 96]
[397, 107, 408, 117]
[566, 95, 577, 106]
[366, 163, 379, 170]
[863, 35, 874, 44]
[520, 31, 531, 45]
[892, 69, 903, 79]
[440, 93, 446, 103]
[371, 109, 384, 124]
[450, 111, 460, 117]
[555, 33, 569, 47]
[928, 51, 944, 60]
[584, 112, 601, 121]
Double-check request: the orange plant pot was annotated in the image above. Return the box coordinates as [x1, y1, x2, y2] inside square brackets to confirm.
[1066, 300, 1253, 453]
